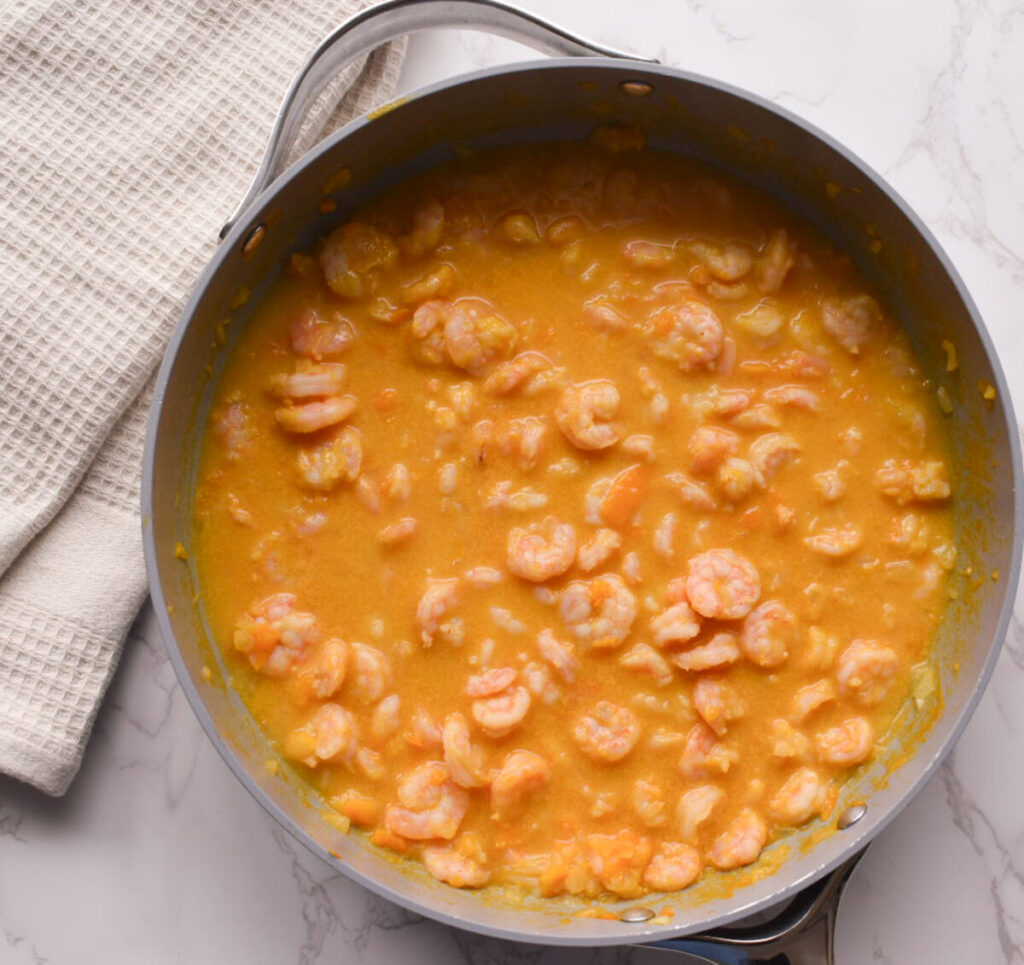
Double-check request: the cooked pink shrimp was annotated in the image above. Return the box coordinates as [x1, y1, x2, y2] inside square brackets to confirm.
[442, 712, 489, 788]
[624, 239, 675, 268]
[536, 629, 579, 683]
[556, 380, 622, 450]
[694, 676, 746, 736]
[770, 718, 811, 760]
[213, 400, 250, 459]
[688, 426, 739, 475]
[560, 574, 637, 649]
[686, 549, 761, 620]
[506, 517, 578, 582]
[678, 785, 724, 843]
[378, 517, 418, 546]
[646, 297, 723, 372]
[348, 642, 391, 704]
[748, 432, 800, 482]
[369, 694, 401, 744]
[300, 637, 349, 699]
[632, 779, 667, 828]
[274, 395, 357, 434]
[665, 471, 718, 512]
[577, 528, 623, 573]
[417, 578, 460, 646]
[679, 722, 738, 780]
[650, 600, 701, 648]
[817, 717, 874, 766]
[483, 351, 552, 395]
[690, 240, 753, 282]
[836, 640, 899, 705]
[642, 842, 703, 892]
[619, 643, 674, 686]
[672, 632, 741, 672]
[407, 706, 443, 750]
[754, 228, 796, 293]
[465, 667, 518, 698]
[490, 749, 551, 819]
[289, 308, 357, 359]
[422, 841, 491, 888]
[385, 761, 470, 840]
[821, 294, 879, 354]
[707, 809, 767, 871]
[233, 593, 319, 676]
[741, 600, 796, 669]
[790, 679, 836, 723]
[284, 703, 358, 768]
[764, 384, 821, 412]
[471, 685, 532, 738]
[572, 701, 641, 762]
[269, 362, 347, 400]
[768, 767, 833, 826]
[442, 297, 517, 374]
[400, 197, 445, 258]
[804, 524, 862, 558]
[297, 426, 362, 490]
[875, 459, 951, 505]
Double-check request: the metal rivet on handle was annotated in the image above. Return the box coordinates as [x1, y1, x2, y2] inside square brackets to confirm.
[837, 803, 867, 829]
[619, 80, 654, 97]
[619, 906, 655, 923]
[242, 223, 266, 258]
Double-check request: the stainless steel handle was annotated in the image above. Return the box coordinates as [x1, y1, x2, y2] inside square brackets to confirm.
[646, 851, 864, 964]
[221, 0, 655, 239]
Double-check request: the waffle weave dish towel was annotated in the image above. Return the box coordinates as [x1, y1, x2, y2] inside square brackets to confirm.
[0, 0, 405, 796]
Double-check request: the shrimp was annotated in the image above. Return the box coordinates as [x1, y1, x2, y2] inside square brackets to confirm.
[770, 718, 811, 760]
[409, 300, 447, 365]
[556, 380, 622, 450]
[348, 642, 391, 704]
[707, 809, 767, 871]
[370, 694, 401, 744]
[804, 524, 863, 558]
[560, 574, 637, 649]
[490, 749, 551, 819]
[400, 197, 445, 258]
[423, 840, 491, 888]
[836, 640, 899, 705]
[690, 241, 753, 282]
[632, 779, 667, 828]
[821, 294, 880, 355]
[284, 703, 358, 768]
[483, 352, 552, 395]
[678, 785, 724, 843]
[665, 471, 717, 512]
[402, 264, 455, 306]
[384, 761, 470, 840]
[536, 629, 579, 683]
[650, 601, 701, 648]
[506, 517, 578, 582]
[672, 632, 741, 672]
[688, 426, 739, 475]
[679, 722, 738, 780]
[875, 459, 951, 505]
[693, 676, 746, 736]
[765, 384, 821, 412]
[269, 362, 347, 400]
[817, 716, 874, 766]
[790, 679, 836, 723]
[577, 528, 622, 573]
[646, 297, 723, 372]
[319, 221, 398, 299]
[572, 701, 641, 762]
[289, 308, 357, 359]
[619, 643, 674, 686]
[767, 767, 833, 826]
[686, 549, 761, 620]
[716, 457, 759, 503]
[748, 432, 800, 482]
[471, 685, 532, 738]
[417, 578, 460, 646]
[653, 512, 678, 559]
[465, 667, 518, 698]
[625, 239, 675, 268]
[379, 517, 418, 546]
[407, 707, 443, 750]
[442, 712, 489, 788]
[233, 593, 319, 676]
[274, 395, 357, 434]
[295, 637, 349, 700]
[297, 426, 362, 490]
[213, 400, 250, 459]
[443, 298, 518, 374]
[642, 842, 702, 892]
[754, 228, 796, 294]
[741, 600, 796, 669]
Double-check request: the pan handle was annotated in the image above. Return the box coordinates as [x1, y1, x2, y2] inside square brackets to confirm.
[221, 0, 655, 239]
[645, 850, 864, 965]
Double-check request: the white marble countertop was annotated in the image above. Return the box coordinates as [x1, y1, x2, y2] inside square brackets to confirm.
[2, 1, 1023, 962]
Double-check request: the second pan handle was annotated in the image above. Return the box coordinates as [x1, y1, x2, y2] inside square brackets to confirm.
[221, 0, 655, 238]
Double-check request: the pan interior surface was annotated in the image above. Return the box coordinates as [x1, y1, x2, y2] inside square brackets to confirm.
[143, 60, 1022, 944]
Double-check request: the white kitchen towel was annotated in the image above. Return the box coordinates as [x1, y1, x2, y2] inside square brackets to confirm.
[0, 0, 405, 796]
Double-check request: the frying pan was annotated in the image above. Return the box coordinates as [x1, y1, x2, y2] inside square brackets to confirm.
[141, 0, 1023, 959]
